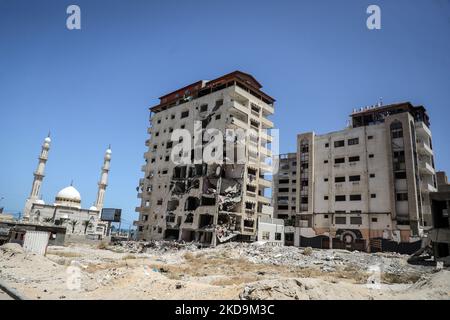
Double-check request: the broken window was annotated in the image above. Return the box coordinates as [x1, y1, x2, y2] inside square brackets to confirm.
[184, 213, 193, 223]
[275, 233, 282, 241]
[157, 199, 163, 205]
[201, 196, 216, 206]
[334, 140, 345, 148]
[200, 104, 208, 113]
[166, 214, 175, 223]
[173, 166, 187, 179]
[167, 199, 179, 211]
[185, 197, 200, 211]
[199, 214, 214, 229]
[181, 111, 189, 118]
[244, 219, 254, 228]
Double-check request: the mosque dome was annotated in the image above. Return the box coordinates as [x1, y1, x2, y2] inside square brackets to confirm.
[44, 137, 51, 143]
[89, 206, 98, 211]
[54, 186, 81, 209]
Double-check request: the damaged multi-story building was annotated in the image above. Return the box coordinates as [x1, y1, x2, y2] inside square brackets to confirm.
[134, 71, 283, 245]
[274, 102, 437, 253]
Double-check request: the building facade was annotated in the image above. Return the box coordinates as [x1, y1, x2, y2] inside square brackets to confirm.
[272, 153, 297, 245]
[134, 71, 280, 245]
[274, 102, 436, 252]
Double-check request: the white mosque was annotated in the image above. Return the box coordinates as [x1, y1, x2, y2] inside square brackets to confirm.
[23, 134, 111, 238]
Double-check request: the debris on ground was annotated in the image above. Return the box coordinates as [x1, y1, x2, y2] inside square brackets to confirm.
[0, 241, 448, 300]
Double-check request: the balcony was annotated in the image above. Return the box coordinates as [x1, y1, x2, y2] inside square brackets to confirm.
[260, 162, 273, 173]
[419, 161, 435, 176]
[261, 116, 274, 129]
[262, 103, 274, 115]
[258, 194, 271, 204]
[421, 182, 437, 193]
[260, 130, 273, 142]
[258, 178, 272, 188]
[229, 116, 248, 129]
[260, 146, 272, 157]
[230, 101, 248, 115]
[417, 140, 433, 156]
[415, 121, 432, 138]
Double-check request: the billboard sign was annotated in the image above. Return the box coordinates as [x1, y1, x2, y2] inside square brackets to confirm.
[101, 208, 121, 222]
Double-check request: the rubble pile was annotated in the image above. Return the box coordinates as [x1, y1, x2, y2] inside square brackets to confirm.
[205, 242, 428, 276]
[109, 240, 200, 254]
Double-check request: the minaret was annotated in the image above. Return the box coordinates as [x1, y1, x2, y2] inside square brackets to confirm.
[24, 134, 51, 219]
[94, 146, 111, 212]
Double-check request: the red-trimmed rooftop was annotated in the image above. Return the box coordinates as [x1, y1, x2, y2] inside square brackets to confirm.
[151, 71, 275, 113]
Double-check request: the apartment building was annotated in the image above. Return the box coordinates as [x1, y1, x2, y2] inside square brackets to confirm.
[134, 71, 280, 245]
[279, 102, 435, 252]
[273, 153, 297, 245]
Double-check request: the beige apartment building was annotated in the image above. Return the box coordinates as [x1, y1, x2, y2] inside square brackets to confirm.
[134, 71, 283, 245]
[274, 102, 436, 252]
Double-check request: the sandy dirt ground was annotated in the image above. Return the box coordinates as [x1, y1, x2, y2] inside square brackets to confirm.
[0, 241, 449, 300]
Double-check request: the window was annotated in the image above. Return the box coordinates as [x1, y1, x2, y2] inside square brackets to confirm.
[395, 171, 407, 179]
[155, 132, 159, 137]
[157, 199, 163, 205]
[334, 140, 345, 148]
[215, 99, 224, 109]
[350, 217, 362, 225]
[171, 114, 175, 120]
[335, 195, 346, 201]
[278, 205, 288, 210]
[335, 176, 345, 183]
[275, 233, 282, 241]
[349, 156, 360, 162]
[165, 155, 169, 162]
[215, 114, 221, 120]
[324, 178, 329, 182]
[325, 143, 329, 148]
[349, 175, 360, 182]
[391, 121, 403, 138]
[180, 124, 185, 129]
[348, 138, 359, 145]
[369, 154, 374, 158]
[370, 173, 375, 178]
[335, 217, 347, 224]
[371, 194, 376, 198]
[350, 194, 362, 201]
[324, 196, 329, 200]
[166, 141, 173, 149]
[371, 217, 378, 222]
[157, 119, 161, 124]
[200, 104, 208, 112]
[262, 231, 270, 240]
[169, 127, 173, 133]
[396, 193, 408, 201]
[324, 215, 329, 218]
[324, 160, 329, 164]
[278, 188, 289, 192]
[181, 111, 189, 119]
[335, 158, 345, 164]
[368, 135, 373, 140]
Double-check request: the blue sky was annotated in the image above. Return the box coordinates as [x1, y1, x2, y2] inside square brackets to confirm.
[0, 0, 449, 227]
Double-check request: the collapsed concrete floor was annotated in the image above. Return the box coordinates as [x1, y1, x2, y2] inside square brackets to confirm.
[0, 241, 449, 300]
